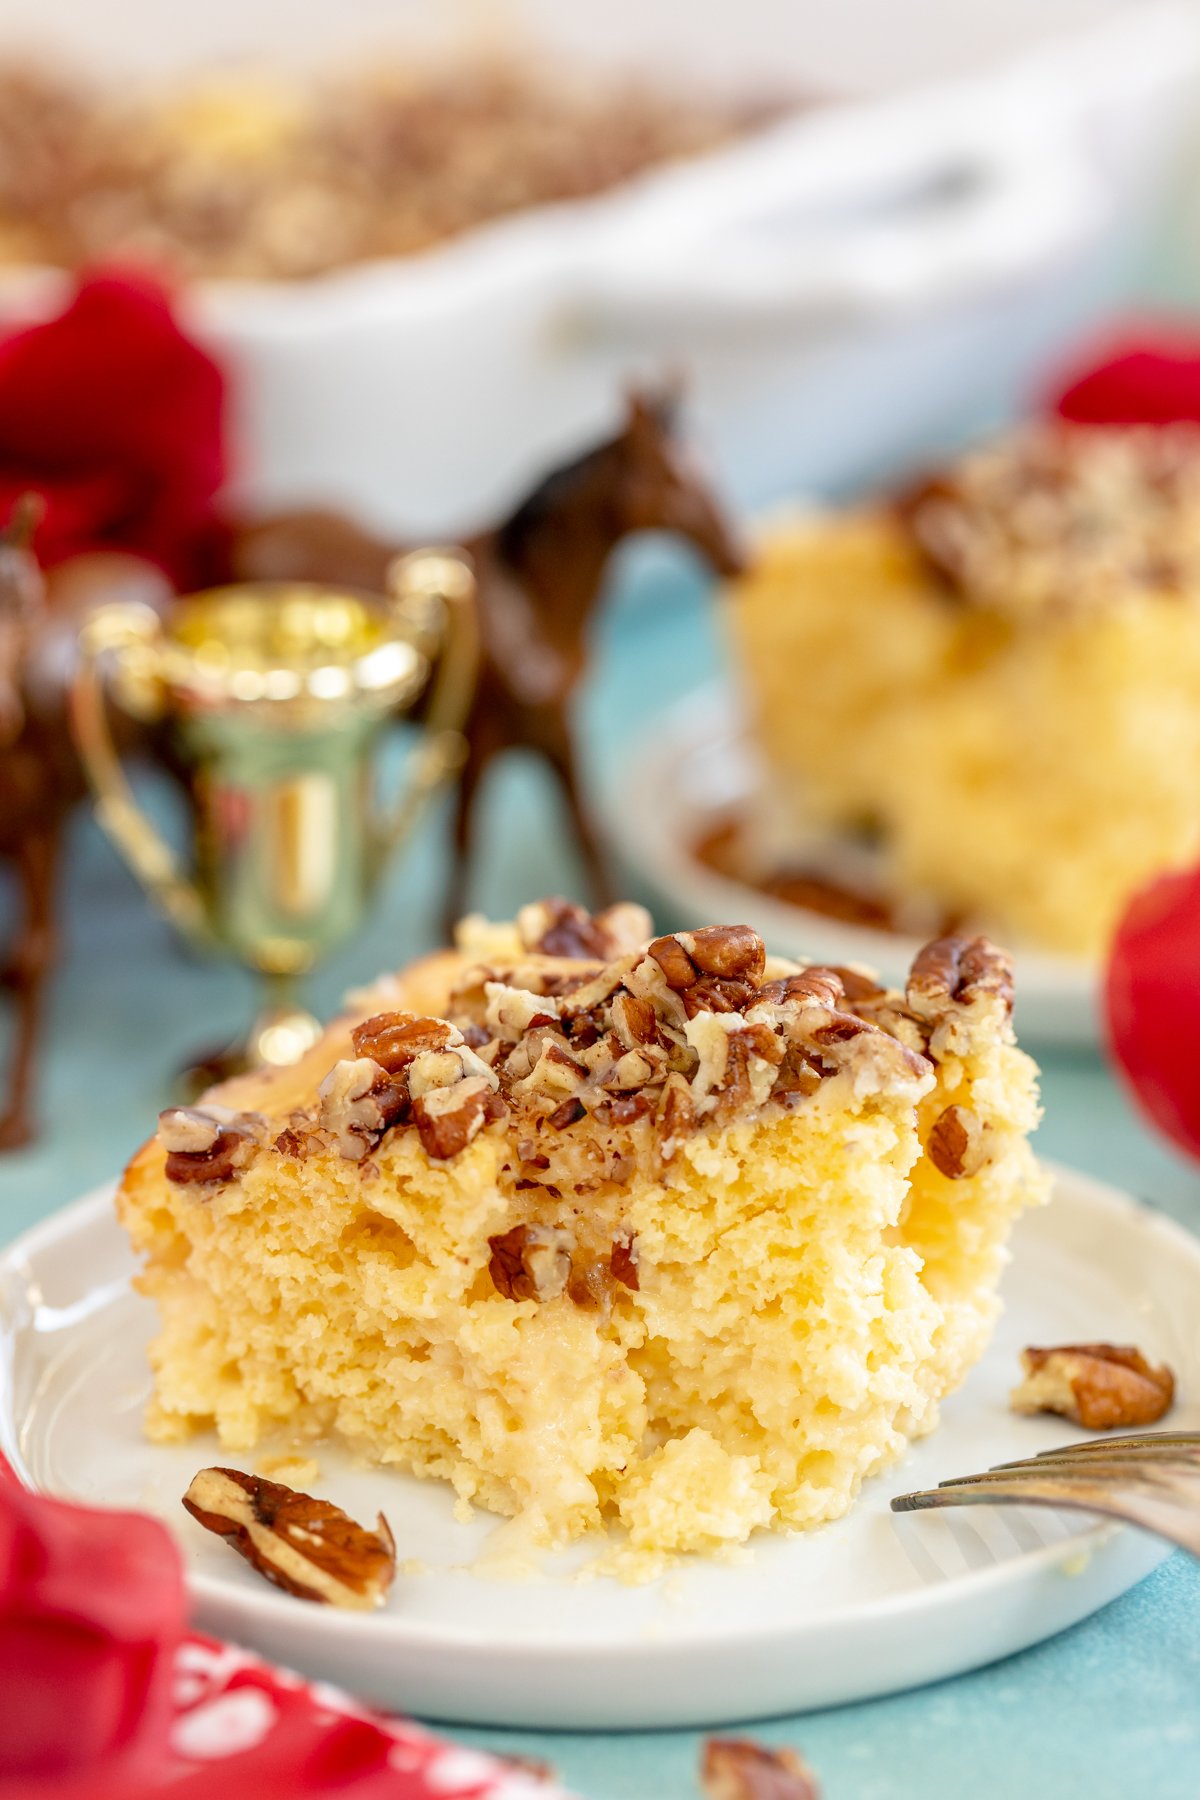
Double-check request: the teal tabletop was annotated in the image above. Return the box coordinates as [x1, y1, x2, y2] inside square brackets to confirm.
[2, 552, 1199, 1799]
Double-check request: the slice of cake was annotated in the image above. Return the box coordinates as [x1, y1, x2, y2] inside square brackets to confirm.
[729, 423, 1200, 958]
[118, 900, 1046, 1558]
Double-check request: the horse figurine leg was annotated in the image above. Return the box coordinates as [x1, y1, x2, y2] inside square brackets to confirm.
[443, 712, 501, 940]
[0, 825, 61, 1149]
[539, 721, 614, 910]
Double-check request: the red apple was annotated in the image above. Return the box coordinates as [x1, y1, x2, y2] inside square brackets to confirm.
[1106, 863, 1200, 1160]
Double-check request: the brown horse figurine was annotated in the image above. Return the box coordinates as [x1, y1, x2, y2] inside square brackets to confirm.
[232, 389, 744, 930]
[0, 520, 171, 1147]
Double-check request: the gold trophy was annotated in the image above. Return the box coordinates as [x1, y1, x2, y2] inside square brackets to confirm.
[70, 551, 476, 1077]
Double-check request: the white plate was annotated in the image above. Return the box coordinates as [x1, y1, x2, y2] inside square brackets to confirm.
[2, 1166, 1194, 1730]
[596, 684, 1099, 1047]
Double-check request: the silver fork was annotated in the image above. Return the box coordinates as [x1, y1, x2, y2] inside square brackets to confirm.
[891, 1431, 1200, 1555]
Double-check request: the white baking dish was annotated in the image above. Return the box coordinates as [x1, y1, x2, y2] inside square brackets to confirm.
[1, 4, 1196, 533]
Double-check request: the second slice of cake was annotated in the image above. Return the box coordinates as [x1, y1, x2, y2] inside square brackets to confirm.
[119, 901, 1046, 1559]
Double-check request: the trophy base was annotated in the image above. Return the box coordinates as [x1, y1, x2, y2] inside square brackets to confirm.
[179, 1005, 324, 1099]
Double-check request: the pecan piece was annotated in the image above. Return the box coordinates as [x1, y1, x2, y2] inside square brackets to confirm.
[818, 964, 888, 1003]
[1011, 1344, 1175, 1431]
[517, 896, 613, 959]
[488, 1223, 573, 1301]
[751, 970, 844, 1011]
[351, 1011, 452, 1073]
[701, 1737, 820, 1799]
[678, 924, 766, 984]
[926, 1104, 990, 1179]
[568, 1259, 615, 1310]
[596, 1091, 654, 1127]
[159, 1105, 267, 1185]
[548, 1095, 586, 1129]
[318, 1056, 407, 1160]
[611, 1229, 640, 1291]
[517, 896, 652, 959]
[611, 990, 659, 1049]
[658, 1074, 696, 1153]
[413, 1075, 505, 1159]
[907, 935, 1014, 1056]
[681, 975, 758, 1018]
[649, 932, 698, 989]
[182, 1467, 395, 1610]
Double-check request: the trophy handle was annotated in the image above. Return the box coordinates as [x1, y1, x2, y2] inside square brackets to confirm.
[381, 548, 479, 853]
[70, 602, 212, 948]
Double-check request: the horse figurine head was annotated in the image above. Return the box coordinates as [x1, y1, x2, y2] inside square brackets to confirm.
[493, 385, 743, 636]
[606, 385, 744, 579]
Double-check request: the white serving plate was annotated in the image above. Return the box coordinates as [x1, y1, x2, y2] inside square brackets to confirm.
[597, 683, 1100, 1047]
[2, 1164, 1194, 1730]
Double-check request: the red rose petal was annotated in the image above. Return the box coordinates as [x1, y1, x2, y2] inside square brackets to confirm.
[0, 269, 227, 588]
[1052, 327, 1200, 426]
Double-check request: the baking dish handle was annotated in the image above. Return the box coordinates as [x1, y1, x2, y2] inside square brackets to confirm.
[571, 127, 1103, 342]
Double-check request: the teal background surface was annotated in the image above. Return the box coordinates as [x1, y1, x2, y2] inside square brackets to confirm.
[2, 550, 1199, 1798]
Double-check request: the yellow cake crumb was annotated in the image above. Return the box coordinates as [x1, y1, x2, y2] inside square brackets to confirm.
[616, 1429, 773, 1552]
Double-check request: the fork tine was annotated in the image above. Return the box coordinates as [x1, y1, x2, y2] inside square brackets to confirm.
[943, 1459, 1195, 1492]
[892, 1464, 1200, 1556]
[1027, 1431, 1200, 1458]
[992, 1440, 1200, 1473]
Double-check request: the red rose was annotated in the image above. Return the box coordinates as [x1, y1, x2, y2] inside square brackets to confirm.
[0, 270, 227, 589]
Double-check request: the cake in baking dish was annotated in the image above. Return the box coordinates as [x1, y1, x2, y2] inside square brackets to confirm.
[729, 423, 1200, 958]
[118, 900, 1045, 1558]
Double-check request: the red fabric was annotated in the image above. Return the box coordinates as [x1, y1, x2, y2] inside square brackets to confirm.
[0, 1461, 561, 1799]
[1053, 325, 1200, 425]
[0, 271, 227, 588]
[1106, 865, 1200, 1163]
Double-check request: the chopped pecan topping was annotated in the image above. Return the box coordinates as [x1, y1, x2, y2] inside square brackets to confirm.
[245, 903, 1015, 1209]
[701, 1737, 821, 1800]
[517, 896, 652, 960]
[159, 1105, 268, 1185]
[746, 971, 931, 1099]
[909, 935, 1013, 1013]
[895, 422, 1200, 618]
[485, 981, 562, 1039]
[318, 1056, 407, 1160]
[926, 1103, 990, 1179]
[413, 1075, 504, 1159]
[567, 1259, 615, 1310]
[819, 964, 888, 1003]
[611, 1229, 640, 1290]
[182, 1467, 395, 1609]
[1011, 1344, 1175, 1431]
[751, 970, 843, 1011]
[681, 975, 759, 1018]
[611, 990, 659, 1048]
[658, 1074, 696, 1153]
[271, 1116, 334, 1160]
[649, 932, 699, 990]
[678, 924, 766, 983]
[350, 1010, 453, 1072]
[907, 935, 1014, 1055]
[488, 1223, 573, 1301]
